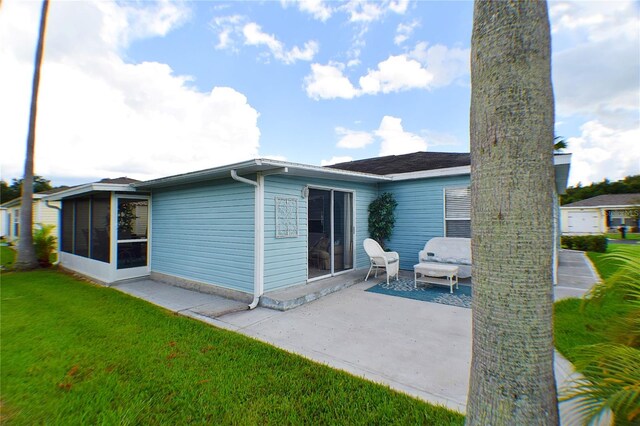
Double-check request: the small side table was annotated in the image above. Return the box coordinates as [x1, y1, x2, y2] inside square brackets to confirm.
[414, 263, 459, 293]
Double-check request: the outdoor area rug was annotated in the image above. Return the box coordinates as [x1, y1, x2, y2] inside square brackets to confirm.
[366, 278, 472, 308]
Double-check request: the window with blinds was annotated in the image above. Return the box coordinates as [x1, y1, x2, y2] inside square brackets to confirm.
[444, 187, 471, 238]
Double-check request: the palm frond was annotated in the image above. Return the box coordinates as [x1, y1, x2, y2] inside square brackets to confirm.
[561, 344, 640, 425]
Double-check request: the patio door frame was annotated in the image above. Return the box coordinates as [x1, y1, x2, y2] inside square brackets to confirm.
[307, 185, 356, 283]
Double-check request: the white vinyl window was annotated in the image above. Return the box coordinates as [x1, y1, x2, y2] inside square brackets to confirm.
[444, 187, 471, 238]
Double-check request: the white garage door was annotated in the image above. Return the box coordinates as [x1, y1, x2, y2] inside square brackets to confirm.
[567, 211, 600, 234]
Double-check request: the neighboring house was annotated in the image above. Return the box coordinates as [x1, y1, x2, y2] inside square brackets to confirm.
[44, 152, 571, 305]
[0, 207, 7, 238]
[561, 193, 640, 235]
[0, 187, 68, 246]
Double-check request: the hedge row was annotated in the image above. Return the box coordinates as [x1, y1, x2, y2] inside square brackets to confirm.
[561, 235, 608, 253]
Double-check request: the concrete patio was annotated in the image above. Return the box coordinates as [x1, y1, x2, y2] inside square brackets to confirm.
[113, 249, 601, 420]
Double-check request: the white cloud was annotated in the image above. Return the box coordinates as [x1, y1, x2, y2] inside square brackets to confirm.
[304, 43, 470, 100]
[566, 121, 640, 186]
[549, 1, 639, 184]
[242, 22, 319, 64]
[212, 15, 244, 50]
[212, 17, 318, 64]
[409, 42, 470, 87]
[262, 154, 288, 162]
[335, 127, 374, 149]
[321, 156, 353, 166]
[304, 63, 359, 100]
[375, 116, 427, 156]
[342, 0, 408, 23]
[359, 55, 433, 94]
[344, 1, 384, 23]
[549, 1, 638, 41]
[243, 22, 282, 53]
[0, 1, 260, 184]
[388, 0, 410, 15]
[394, 20, 419, 45]
[281, 0, 334, 22]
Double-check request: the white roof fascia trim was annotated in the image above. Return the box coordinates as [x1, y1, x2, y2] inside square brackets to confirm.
[134, 159, 260, 188]
[553, 153, 572, 165]
[388, 165, 471, 181]
[135, 158, 390, 189]
[42, 183, 137, 200]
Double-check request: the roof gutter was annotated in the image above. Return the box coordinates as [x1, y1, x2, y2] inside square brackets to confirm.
[45, 200, 62, 266]
[230, 169, 264, 310]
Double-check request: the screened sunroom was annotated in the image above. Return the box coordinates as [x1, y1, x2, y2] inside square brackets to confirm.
[45, 178, 149, 284]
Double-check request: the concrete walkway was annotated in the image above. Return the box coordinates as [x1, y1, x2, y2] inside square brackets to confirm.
[112, 250, 602, 419]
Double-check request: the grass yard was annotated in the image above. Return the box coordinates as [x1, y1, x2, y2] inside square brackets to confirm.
[554, 244, 640, 362]
[0, 270, 463, 425]
[1, 245, 16, 269]
[604, 232, 640, 241]
[587, 244, 640, 280]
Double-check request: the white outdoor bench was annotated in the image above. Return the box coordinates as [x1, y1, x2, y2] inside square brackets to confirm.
[414, 263, 459, 293]
[418, 237, 471, 278]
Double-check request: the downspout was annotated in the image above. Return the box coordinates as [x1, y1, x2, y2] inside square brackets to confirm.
[45, 200, 61, 265]
[230, 169, 264, 309]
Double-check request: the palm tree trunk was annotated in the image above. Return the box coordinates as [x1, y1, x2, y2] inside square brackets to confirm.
[466, 1, 558, 424]
[16, 0, 50, 271]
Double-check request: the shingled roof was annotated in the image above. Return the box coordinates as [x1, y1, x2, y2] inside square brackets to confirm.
[326, 151, 470, 176]
[563, 193, 640, 208]
[96, 177, 140, 185]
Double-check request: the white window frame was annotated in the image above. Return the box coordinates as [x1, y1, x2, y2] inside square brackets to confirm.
[443, 186, 471, 237]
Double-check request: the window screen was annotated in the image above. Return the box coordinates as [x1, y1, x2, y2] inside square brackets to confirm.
[444, 187, 471, 238]
[74, 199, 90, 257]
[91, 196, 110, 262]
[62, 200, 74, 253]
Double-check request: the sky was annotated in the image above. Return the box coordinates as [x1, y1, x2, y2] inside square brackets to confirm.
[1, 0, 639, 188]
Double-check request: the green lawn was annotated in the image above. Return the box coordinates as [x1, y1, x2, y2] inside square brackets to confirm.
[554, 244, 639, 362]
[604, 232, 640, 241]
[1, 270, 463, 425]
[1, 245, 16, 269]
[587, 244, 640, 280]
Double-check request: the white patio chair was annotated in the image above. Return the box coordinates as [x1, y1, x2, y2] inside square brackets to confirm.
[363, 238, 400, 284]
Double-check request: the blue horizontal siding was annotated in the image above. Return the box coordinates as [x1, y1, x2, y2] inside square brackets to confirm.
[381, 175, 470, 270]
[263, 175, 378, 291]
[151, 178, 254, 293]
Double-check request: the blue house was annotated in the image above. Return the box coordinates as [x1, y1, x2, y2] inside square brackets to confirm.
[45, 152, 571, 307]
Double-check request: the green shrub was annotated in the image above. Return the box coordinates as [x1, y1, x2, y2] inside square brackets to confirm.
[561, 235, 607, 253]
[368, 192, 397, 249]
[33, 223, 57, 267]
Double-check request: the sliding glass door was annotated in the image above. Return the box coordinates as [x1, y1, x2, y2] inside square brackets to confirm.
[308, 188, 354, 280]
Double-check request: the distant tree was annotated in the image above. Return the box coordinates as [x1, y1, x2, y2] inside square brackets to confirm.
[1, 176, 52, 204]
[0, 181, 16, 203]
[561, 175, 640, 205]
[467, 1, 558, 423]
[16, 0, 49, 271]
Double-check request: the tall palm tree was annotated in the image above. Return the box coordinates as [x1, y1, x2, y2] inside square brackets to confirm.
[554, 136, 567, 151]
[466, 1, 558, 424]
[16, 0, 50, 271]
